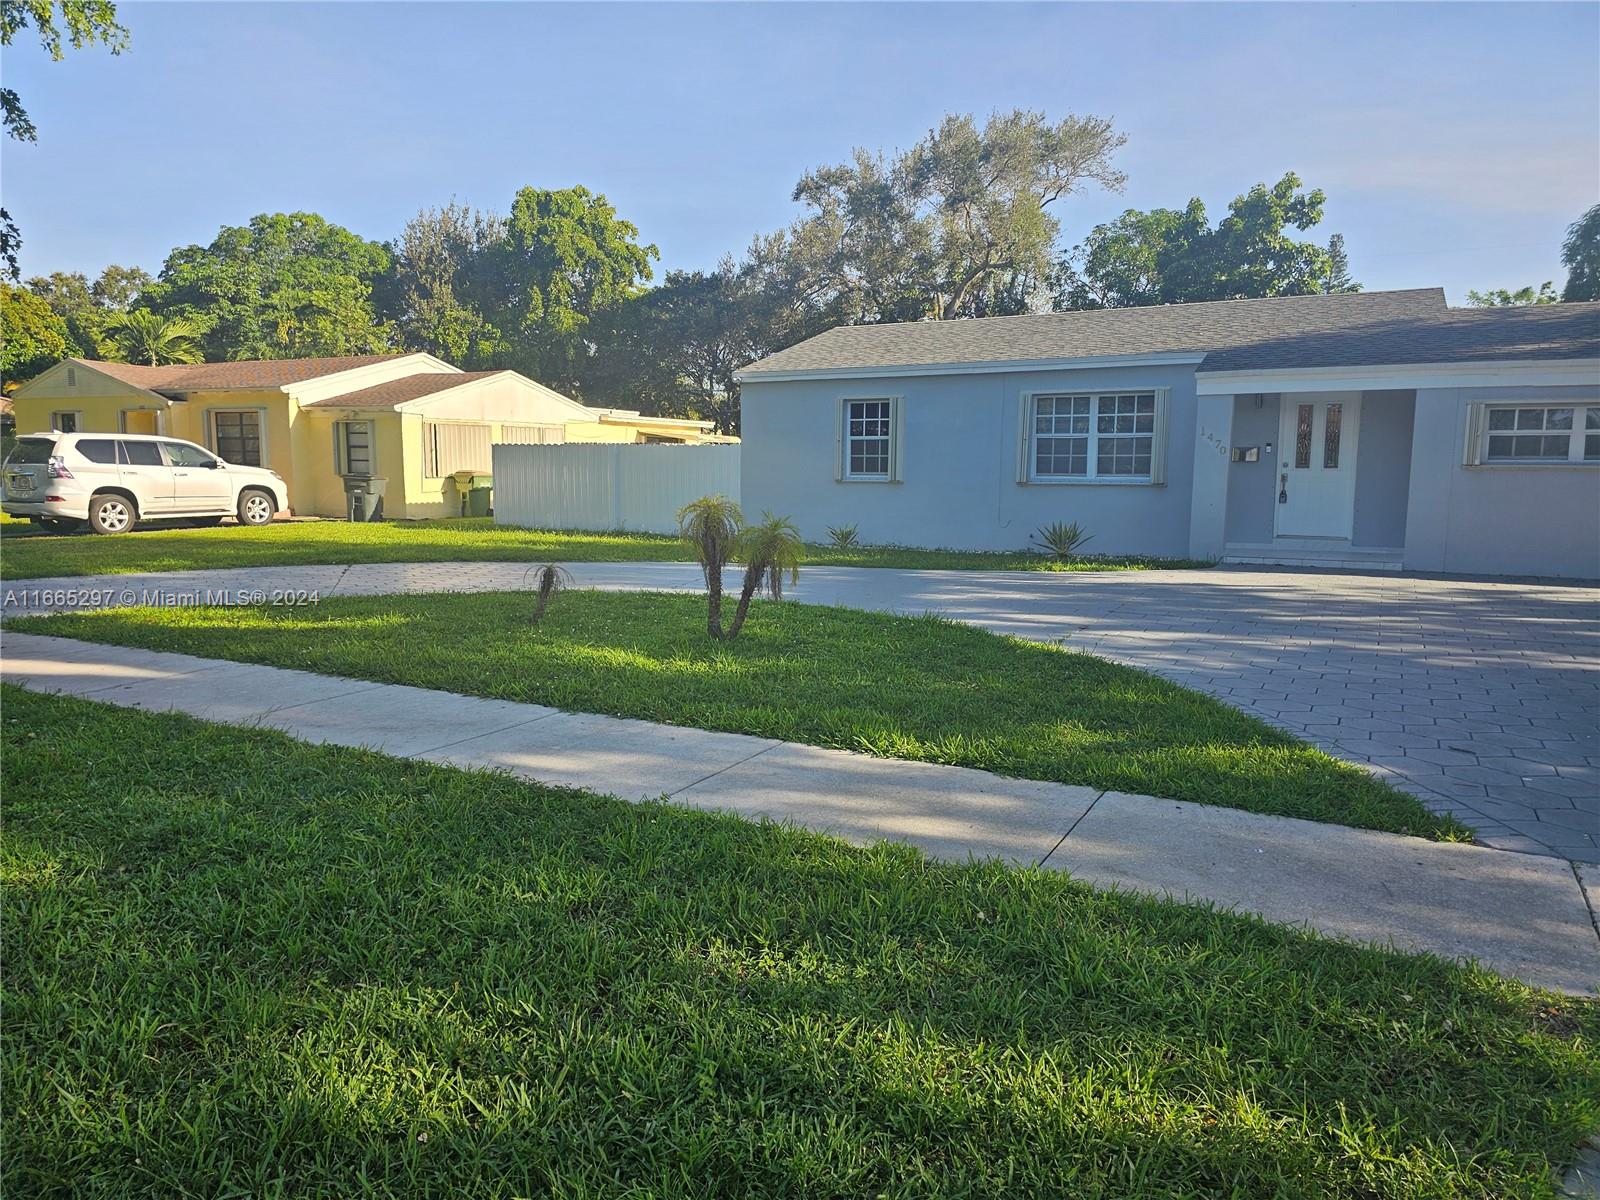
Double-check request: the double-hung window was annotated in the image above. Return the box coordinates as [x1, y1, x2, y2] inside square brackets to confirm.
[841, 398, 896, 481]
[1473, 404, 1600, 465]
[213, 410, 263, 466]
[1026, 391, 1164, 482]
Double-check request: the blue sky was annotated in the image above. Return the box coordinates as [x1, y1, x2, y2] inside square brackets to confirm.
[3, 2, 1596, 304]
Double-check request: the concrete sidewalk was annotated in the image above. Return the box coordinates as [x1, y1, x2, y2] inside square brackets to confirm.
[4, 558, 1595, 863]
[5, 630, 1597, 994]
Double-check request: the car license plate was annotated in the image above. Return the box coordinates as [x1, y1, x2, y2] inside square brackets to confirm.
[6, 473, 36, 496]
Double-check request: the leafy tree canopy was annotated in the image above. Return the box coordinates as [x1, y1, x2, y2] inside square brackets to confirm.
[389, 202, 507, 365]
[789, 109, 1126, 323]
[1056, 172, 1356, 309]
[25, 263, 148, 357]
[486, 185, 657, 390]
[1561, 204, 1600, 302]
[1, 280, 71, 381]
[105, 307, 203, 365]
[1466, 282, 1558, 307]
[143, 212, 395, 360]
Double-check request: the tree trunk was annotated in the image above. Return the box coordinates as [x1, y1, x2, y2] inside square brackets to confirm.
[706, 563, 725, 639]
[724, 577, 759, 640]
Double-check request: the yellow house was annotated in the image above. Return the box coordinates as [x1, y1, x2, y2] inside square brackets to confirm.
[10, 354, 725, 519]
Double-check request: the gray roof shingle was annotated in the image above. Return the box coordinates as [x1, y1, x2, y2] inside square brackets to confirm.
[737, 289, 1600, 378]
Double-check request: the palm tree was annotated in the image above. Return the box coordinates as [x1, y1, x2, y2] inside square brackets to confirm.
[677, 494, 742, 639]
[105, 309, 204, 366]
[725, 513, 803, 640]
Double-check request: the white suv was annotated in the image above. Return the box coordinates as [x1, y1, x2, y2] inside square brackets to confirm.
[2, 432, 287, 535]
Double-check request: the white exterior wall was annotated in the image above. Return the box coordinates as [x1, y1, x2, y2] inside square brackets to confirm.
[1404, 384, 1600, 578]
[493, 443, 740, 534]
[739, 364, 1203, 555]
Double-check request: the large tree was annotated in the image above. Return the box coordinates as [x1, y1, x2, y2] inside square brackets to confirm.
[25, 263, 148, 357]
[586, 265, 761, 434]
[789, 109, 1125, 323]
[1, 280, 71, 382]
[144, 212, 395, 360]
[389, 202, 507, 365]
[483, 185, 658, 390]
[1561, 204, 1600, 302]
[1, 1, 129, 278]
[1466, 282, 1558, 307]
[1056, 173, 1354, 309]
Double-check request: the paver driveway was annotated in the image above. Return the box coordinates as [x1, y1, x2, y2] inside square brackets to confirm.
[4, 561, 1596, 861]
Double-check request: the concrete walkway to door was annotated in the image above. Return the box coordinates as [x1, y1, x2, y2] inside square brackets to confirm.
[4, 560, 1594, 861]
[4, 630, 1597, 995]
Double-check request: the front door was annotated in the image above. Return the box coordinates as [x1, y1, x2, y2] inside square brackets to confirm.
[1275, 393, 1361, 539]
[121, 409, 161, 435]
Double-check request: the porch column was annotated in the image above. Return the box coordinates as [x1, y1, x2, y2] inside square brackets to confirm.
[1188, 392, 1234, 560]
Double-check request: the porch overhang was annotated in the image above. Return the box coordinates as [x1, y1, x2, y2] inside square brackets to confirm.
[1196, 358, 1600, 396]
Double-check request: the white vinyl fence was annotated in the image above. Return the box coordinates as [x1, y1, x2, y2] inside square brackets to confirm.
[492, 443, 741, 534]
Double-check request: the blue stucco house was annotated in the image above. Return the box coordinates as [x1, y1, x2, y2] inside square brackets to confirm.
[735, 289, 1600, 578]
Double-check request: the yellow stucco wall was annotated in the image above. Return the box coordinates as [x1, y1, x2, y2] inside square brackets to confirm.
[563, 420, 640, 444]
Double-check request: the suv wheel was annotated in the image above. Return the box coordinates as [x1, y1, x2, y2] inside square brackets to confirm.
[88, 493, 137, 535]
[237, 489, 276, 526]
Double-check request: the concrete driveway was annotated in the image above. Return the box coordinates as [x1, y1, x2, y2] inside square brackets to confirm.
[4, 561, 1595, 861]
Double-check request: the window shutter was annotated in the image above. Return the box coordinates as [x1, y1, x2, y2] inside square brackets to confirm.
[1462, 403, 1486, 466]
[1150, 388, 1171, 484]
[1016, 395, 1032, 483]
[331, 423, 344, 475]
[834, 400, 844, 482]
[890, 395, 905, 482]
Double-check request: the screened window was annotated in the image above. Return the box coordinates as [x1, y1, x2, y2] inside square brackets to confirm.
[214, 411, 263, 466]
[50, 411, 80, 433]
[844, 399, 892, 480]
[1482, 405, 1599, 464]
[424, 422, 492, 477]
[339, 421, 374, 476]
[1031, 392, 1158, 481]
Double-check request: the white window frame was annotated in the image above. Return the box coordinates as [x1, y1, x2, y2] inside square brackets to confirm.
[1465, 401, 1600, 467]
[1018, 389, 1169, 485]
[49, 410, 83, 434]
[208, 407, 269, 467]
[333, 419, 378, 476]
[836, 396, 902, 483]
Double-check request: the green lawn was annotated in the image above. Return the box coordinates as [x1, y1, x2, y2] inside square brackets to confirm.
[16, 589, 1463, 839]
[0, 515, 1207, 580]
[3, 687, 1595, 1198]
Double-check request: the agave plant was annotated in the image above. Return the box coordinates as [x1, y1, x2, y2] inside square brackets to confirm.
[826, 523, 860, 549]
[105, 308, 204, 366]
[677, 494, 743, 638]
[1031, 520, 1094, 560]
[526, 563, 573, 624]
[725, 513, 803, 640]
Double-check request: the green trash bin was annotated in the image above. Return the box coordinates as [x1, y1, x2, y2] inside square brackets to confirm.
[342, 475, 387, 522]
[452, 470, 493, 517]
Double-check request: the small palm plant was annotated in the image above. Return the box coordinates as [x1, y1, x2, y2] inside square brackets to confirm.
[526, 563, 572, 624]
[725, 513, 803, 640]
[677, 494, 743, 639]
[105, 309, 205, 366]
[826, 523, 860, 549]
[1031, 520, 1094, 561]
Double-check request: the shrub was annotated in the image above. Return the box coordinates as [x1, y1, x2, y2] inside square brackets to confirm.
[1031, 521, 1093, 560]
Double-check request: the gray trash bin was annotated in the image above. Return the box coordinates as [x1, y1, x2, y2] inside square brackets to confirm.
[342, 475, 387, 522]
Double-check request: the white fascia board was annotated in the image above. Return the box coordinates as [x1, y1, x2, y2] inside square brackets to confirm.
[282, 354, 460, 404]
[1196, 358, 1600, 395]
[394, 372, 593, 418]
[734, 352, 1206, 384]
[13, 359, 171, 404]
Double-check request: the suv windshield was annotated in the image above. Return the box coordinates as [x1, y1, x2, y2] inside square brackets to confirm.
[6, 437, 56, 465]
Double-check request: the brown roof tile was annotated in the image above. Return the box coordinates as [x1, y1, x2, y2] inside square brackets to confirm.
[301, 371, 507, 409]
[75, 355, 407, 394]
